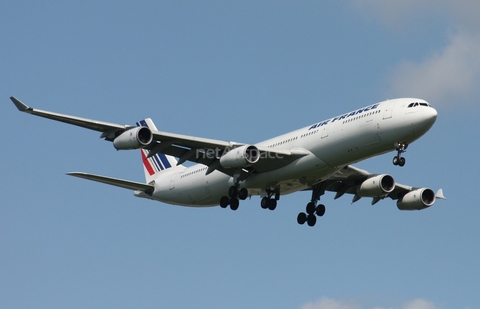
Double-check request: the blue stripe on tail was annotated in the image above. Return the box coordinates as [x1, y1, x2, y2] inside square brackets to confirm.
[158, 153, 171, 169]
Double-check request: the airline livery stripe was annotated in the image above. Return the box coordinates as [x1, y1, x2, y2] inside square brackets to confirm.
[137, 120, 148, 127]
[158, 153, 172, 169]
[152, 153, 165, 170]
[141, 150, 155, 176]
[151, 154, 163, 171]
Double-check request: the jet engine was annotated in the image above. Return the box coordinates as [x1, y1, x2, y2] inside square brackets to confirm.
[219, 145, 260, 169]
[397, 188, 436, 210]
[113, 127, 153, 150]
[356, 174, 395, 197]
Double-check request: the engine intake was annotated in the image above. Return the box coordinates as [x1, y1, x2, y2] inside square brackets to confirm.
[356, 174, 395, 197]
[397, 188, 436, 210]
[219, 145, 260, 169]
[113, 127, 153, 150]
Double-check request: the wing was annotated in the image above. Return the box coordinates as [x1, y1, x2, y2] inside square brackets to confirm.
[312, 165, 445, 205]
[11, 97, 305, 178]
[146, 127, 304, 175]
[10, 96, 132, 137]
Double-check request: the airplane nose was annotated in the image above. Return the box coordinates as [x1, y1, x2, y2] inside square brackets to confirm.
[422, 106, 438, 129]
[428, 107, 438, 122]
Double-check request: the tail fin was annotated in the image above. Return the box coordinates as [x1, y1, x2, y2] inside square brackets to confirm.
[137, 118, 178, 183]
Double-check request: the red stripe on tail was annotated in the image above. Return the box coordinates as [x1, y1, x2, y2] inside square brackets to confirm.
[141, 150, 155, 176]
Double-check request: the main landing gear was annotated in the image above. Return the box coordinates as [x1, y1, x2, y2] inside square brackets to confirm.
[297, 202, 325, 227]
[260, 190, 279, 211]
[220, 183, 330, 228]
[393, 142, 408, 167]
[297, 183, 325, 227]
[219, 186, 279, 211]
[219, 186, 248, 211]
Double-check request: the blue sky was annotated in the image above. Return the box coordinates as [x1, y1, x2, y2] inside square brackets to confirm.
[1, 1, 480, 308]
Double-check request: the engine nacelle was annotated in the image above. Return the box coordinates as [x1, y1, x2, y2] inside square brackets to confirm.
[397, 188, 436, 210]
[113, 127, 153, 150]
[356, 174, 395, 197]
[219, 145, 260, 169]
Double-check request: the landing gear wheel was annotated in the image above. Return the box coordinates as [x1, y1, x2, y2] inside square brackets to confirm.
[238, 188, 248, 200]
[228, 186, 238, 198]
[393, 156, 406, 167]
[307, 214, 317, 227]
[316, 204, 326, 216]
[230, 198, 239, 211]
[297, 212, 307, 225]
[261, 197, 269, 209]
[219, 196, 230, 208]
[267, 199, 277, 211]
[306, 202, 316, 215]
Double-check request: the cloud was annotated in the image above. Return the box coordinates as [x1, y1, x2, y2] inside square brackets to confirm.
[388, 31, 480, 106]
[299, 297, 438, 309]
[352, 0, 480, 107]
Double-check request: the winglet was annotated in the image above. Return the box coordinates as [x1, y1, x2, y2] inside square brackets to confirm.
[10, 96, 31, 112]
[436, 188, 446, 200]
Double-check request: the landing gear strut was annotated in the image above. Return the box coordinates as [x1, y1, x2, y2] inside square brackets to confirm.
[297, 183, 325, 227]
[393, 142, 407, 167]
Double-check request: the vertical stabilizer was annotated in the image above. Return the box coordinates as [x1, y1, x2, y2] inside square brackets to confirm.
[137, 118, 178, 183]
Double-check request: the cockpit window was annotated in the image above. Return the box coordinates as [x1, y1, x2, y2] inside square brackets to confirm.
[408, 102, 432, 108]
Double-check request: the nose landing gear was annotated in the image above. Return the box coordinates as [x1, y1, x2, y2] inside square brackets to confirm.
[393, 142, 408, 167]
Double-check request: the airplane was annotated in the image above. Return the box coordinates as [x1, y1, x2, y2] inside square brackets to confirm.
[10, 96, 445, 227]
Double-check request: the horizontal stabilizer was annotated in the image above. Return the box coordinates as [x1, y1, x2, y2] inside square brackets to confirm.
[67, 172, 153, 193]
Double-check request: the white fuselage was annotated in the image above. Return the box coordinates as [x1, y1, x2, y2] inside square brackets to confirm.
[137, 98, 437, 206]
